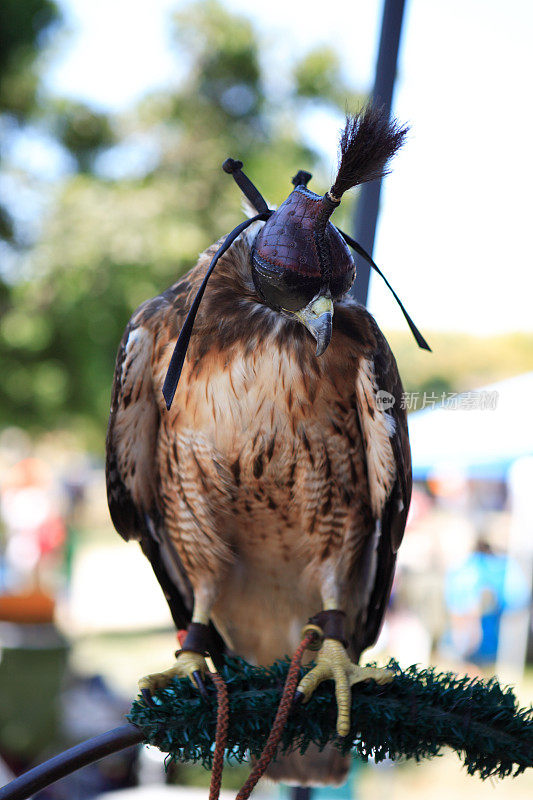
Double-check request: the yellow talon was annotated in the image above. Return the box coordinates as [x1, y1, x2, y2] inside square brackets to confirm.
[138, 651, 208, 693]
[296, 639, 393, 737]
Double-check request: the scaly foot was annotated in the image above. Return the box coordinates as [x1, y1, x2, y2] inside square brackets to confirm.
[296, 638, 393, 736]
[138, 651, 209, 699]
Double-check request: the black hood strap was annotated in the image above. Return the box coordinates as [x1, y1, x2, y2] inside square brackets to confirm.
[222, 159, 270, 215]
[162, 212, 272, 410]
[336, 227, 431, 352]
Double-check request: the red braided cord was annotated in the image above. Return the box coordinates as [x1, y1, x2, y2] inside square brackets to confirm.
[235, 632, 314, 800]
[208, 671, 229, 800]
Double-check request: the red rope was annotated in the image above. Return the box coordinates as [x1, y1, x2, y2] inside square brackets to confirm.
[208, 671, 229, 800]
[235, 632, 314, 800]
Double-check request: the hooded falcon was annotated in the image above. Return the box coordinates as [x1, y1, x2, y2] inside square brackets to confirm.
[106, 106, 428, 785]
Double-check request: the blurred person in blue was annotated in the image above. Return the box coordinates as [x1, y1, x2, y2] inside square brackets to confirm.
[444, 538, 530, 665]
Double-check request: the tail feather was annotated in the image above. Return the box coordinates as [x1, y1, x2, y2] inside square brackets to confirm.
[263, 745, 350, 787]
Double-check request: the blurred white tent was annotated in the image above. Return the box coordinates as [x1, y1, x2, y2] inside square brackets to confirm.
[408, 372, 533, 481]
[408, 372, 533, 679]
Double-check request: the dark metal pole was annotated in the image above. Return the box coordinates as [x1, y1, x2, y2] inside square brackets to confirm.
[0, 724, 143, 800]
[291, 786, 311, 800]
[352, 0, 407, 306]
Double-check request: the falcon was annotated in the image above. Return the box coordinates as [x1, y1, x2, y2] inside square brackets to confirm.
[106, 106, 428, 785]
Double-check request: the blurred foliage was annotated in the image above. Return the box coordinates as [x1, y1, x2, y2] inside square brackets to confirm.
[0, 0, 61, 248]
[0, 1, 116, 249]
[294, 45, 361, 109]
[52, 100, 116, 173]
[295, 47, 342, 100]
[0, 204, 14, 241]
[0, 0, 59, 117]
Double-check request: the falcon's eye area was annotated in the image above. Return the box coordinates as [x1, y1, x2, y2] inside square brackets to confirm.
[251, 251, 321, 313]
[329, 266, 356, 300]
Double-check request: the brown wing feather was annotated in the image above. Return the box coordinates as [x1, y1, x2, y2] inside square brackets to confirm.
[337, 303, 411, 658]
[371, 317, 412, 552]
[359, 326, 410, 655]
[106, 314, 159, 539]
[105, 285, 195, 629]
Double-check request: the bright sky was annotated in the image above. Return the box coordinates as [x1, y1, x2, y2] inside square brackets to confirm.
[42, 0, 533, 334]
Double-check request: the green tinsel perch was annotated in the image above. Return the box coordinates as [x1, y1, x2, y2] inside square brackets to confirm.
[129, 656, 532, 780]
[0, 656, 531, 800]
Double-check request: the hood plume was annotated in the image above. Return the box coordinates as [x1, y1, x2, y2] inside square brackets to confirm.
[329, 105, 409, 201]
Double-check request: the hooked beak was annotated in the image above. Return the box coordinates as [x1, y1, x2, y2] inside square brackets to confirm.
[294, 295, 333, 356]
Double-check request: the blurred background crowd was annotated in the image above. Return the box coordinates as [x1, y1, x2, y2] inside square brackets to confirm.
[0, 1, 532, 799]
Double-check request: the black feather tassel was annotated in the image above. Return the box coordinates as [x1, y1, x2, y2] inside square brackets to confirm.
[330, 105, 408, 200]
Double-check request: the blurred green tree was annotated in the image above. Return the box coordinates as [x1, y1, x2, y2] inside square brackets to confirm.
[0, 0, 59, 119]
[0, 0, 120, 444]
[0, 0, 60, 429]
[0, 0, 60, 244]
[0, 0, 116, 243]
[51, 100, 116, 173]
[294, 45, 361, 110]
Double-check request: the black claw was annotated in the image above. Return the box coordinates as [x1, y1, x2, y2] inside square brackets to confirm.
[141, 688, 157, 708]
[292, 690, 304, 708]
[192, 670, 210, 701]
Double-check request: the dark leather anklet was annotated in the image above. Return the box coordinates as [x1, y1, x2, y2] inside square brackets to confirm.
[175, 622, 212, 657]
[307, 610, 347, 646]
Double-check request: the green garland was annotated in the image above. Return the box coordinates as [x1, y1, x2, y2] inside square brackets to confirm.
[128, 656, 532, 780]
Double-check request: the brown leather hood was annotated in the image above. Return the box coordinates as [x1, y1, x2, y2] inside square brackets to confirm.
[251, 186, 355, 311]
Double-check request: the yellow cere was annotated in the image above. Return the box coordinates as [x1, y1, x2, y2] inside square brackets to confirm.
[310, 296, 333, 317]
